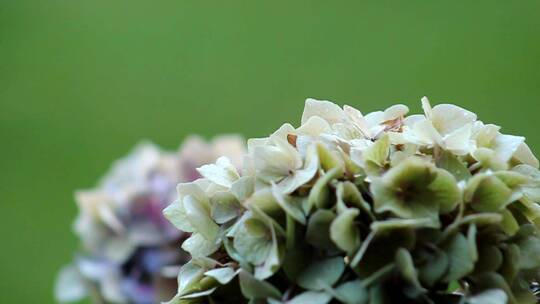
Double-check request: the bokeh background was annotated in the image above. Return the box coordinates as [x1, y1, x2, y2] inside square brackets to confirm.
[1, 1, 540, 302]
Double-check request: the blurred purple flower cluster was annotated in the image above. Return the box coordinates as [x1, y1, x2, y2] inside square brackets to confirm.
[56, 136, 244, 303]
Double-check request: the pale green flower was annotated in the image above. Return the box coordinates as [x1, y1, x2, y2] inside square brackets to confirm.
[371, 157, 461, 219]
[163, 97, 540, 304]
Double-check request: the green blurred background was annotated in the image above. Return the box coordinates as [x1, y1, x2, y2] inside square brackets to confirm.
[1, 1, 540, 302]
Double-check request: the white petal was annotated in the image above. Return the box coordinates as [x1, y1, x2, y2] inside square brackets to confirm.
[514, 143, 539, 168]
[275, 144, 319, 194]
[183, 195, 219, 241]
[296, 116, 331, 136]
[247, 137, 269, 153]
[204, 267, 239, 285]
[343, 105, 372, 138]
[492, 134, 525, 163]
[384, 104, 409, 120]
[55, 265, 87, 302]
[472, 122, 500, 147]
[181, 233, 221, 258]
[403, 114, 426, 127]
[101, 269, 127, 303]
[364, 111, 385, 126]
[430, 103, 477, 135]
[163, 199, 195, 233]
[421, 96, 433, 118]
[197, 156, 240, 188]
[444, 123, 474, 155]
[302, 98, 345, 125]
[253, 139, 301, 183]
[411, 118, 443, 146]
[270, 123, 296, 143]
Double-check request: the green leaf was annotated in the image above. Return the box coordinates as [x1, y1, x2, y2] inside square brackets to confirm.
[283, 215, 311, 281]
[297, 257, 345, 291]
[467, 224, 478, 261]
[430, 168, 461, 214]
[418, 247, 449, 287]
[469, 273, 514, 303]
[363, 134, 390, 168]
[371, 158, 459, 219]
[499, 244, 520, 283]
[511, 224, 540, 270]
[500, 209, 519, 236]
[271, 183, 306, 225]
[474, 245, 502, 274]
[333, 280, 368, 304]
[435, 150, 471, 181]
[239, 271, 282, 300]
[308, 167, 342, 211]
[441, 233, 475, 282]
[395, 248, 425, 292]
[306, 209, 337, 250]
[316, 142, 345, 173]
[493, 171, 530, 188]
[336, 181, 372, 216]
[371, 218, 440, 233]
[288, 291, 332, 304]
[465, 175, 512, 212]
[330, 208, 361, 254]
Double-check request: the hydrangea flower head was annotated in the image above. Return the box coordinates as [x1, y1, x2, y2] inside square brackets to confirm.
[164, 97, 540, 304]
[56, 136, 245, 303]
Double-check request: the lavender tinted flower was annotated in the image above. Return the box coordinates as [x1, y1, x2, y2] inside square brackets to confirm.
[56, 136, 245, 304]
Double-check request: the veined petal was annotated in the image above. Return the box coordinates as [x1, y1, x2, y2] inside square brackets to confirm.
[430, 103, 477, 135]
[443, 123, 474, 155]
[197, 156, 240, 188]
[302, 98, 345, 125]
[492, 134, 524, 163]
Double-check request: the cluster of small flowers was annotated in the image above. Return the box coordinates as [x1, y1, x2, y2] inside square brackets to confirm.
[56, 136, 245, 304]
[163, 98, 540, 304]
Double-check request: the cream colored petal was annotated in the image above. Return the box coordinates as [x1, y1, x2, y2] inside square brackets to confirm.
[197, 157, 240, 188]
[473, 122, 501, 148]
[492, 134, 525, 163]
[344, 105, 371, 138]
[55, 265, 88, 303]
[296, 116, 331, 136]
[430, 103, 477, 135]
[513, 142, 539, 168]
[383, 104, 409, 120]
[444, 123, 474, 155]
[270, 123, 296, 143]
[411, 118, 443, 146]
[301, 98, 345, 125]
[253, 145, 297, 183]
[364, 111, 385, 126]
[421, 96, 433, 119]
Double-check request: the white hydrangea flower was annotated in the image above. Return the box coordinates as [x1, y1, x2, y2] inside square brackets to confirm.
[163, 97, 539, 304]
